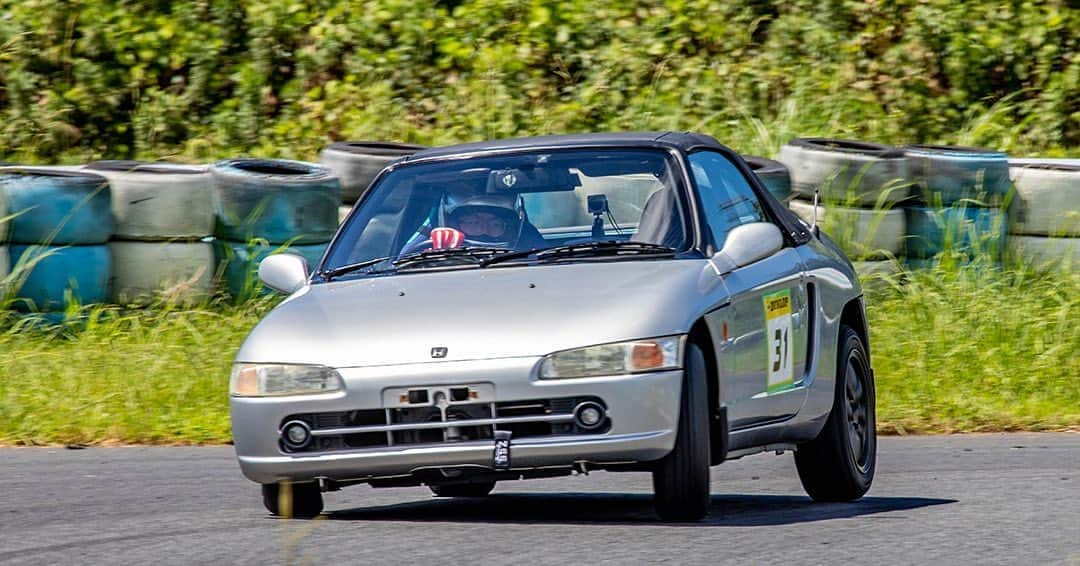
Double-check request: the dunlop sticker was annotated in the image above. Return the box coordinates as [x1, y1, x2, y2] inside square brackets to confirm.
[763, 288, 794, 392]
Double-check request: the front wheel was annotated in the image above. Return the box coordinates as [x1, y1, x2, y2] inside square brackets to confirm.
[652, 342, 712, 521]
[794, 325, 876, 501]
[262, 482, 324, 518]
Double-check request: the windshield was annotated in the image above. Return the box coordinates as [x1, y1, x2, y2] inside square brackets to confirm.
[321, 148, 689, 276]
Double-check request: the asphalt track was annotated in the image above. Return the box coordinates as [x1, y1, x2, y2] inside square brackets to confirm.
[0, 434, 1077, 565]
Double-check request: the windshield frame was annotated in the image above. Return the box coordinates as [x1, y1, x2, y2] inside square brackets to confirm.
[315, 145, 702, 282]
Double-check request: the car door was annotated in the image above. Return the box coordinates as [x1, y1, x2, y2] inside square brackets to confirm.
[689, 151, 810, 430]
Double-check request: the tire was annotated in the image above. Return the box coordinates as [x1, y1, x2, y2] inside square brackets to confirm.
[904, 144, 1011, 206]
[0, 183, 8, 243]
[211, 159, 341, 245]
[0, 245, 8, 282]
[904, 205, 1008, 259]
[85, 160, 214, 240]
[788, 199, 904, 259]
[7, 244, 110, 311]
[1008, 163, 1080, 237]
[744, 156, 792, 202]
[776, 138, 911, 207]
[108, 241, 214, 305]
[795, 325, 876, 502]
[0, 167, 113, 245]
[429, 482, 496, 497]
[215, 239, 327, 299]
[262, 482, 323, 518]
[652, 342, 711, 522]
[1010, 235, 1080, 269]
[320, 142, 426, 203]
[339, 205, 352, 225]
[1010, 158, 1080, 168]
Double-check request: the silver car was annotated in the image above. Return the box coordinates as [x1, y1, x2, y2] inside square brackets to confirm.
[230, 132, 876, 521]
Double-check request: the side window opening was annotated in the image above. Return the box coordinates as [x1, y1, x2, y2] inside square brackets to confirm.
[688, 151, 768, 251]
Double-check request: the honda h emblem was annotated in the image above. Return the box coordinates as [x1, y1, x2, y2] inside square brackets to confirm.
[431, 347, 448, 359]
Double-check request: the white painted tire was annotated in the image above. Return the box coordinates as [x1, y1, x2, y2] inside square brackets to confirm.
[1010, 236, 1079, 269]
[339, 205, 352, 225]
[777, 139, 911, 207]
[789, 199, 905, 259]
[108, 241, 215, 305]
[1008, 163, 1080, 237]
[0, 245, 8, 282]
[1010, 158, 1080, 168]
[85, 161, 214, 240]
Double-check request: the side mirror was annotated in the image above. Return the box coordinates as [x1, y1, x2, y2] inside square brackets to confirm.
[710, 222, 784, 276]
[258, 253, 310, 294]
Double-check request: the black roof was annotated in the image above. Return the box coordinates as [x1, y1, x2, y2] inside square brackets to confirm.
[405, 131, 727, 162]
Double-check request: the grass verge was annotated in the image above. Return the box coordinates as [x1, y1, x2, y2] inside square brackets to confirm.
[0, 261, 1077, 445]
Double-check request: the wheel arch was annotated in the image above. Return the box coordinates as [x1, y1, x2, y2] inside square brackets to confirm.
[688, 318, 728, 464]
[839, 295, 870, 364]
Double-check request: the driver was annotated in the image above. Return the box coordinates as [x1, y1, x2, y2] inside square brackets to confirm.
[434, 190, 545, 250]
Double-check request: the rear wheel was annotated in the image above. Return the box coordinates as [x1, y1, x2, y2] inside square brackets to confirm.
[262, 482, 324, 518]
[429, 481, 496, 497]
[795, 325, 876, 501]
[652, 342, 711, 521]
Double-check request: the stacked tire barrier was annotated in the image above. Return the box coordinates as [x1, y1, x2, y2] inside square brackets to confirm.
[85, 161, 216, 305]
[0, 182, 9, 282]
[744, 156, 792, 202]
[772, 138, 1030, 274]
[777, 139, 910, 274]
[211, 159, 341, 298]
[320, 142, 426, 204]
[1008, 160, 1079, 268]
[0, 167, 113, 314]
[902, 145, 1010, 266]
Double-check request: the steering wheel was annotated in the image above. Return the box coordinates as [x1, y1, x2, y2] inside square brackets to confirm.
[399, 238, 434, 256]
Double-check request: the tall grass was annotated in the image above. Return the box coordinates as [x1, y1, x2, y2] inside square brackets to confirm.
[864, 257, 1080, 433]
[0, 298, 276, 445]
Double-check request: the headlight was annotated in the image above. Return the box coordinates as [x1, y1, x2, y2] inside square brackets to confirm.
[539, 336, 685, 379]
[230, 363, 344, 397]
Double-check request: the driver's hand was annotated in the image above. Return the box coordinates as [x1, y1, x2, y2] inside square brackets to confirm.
[431, 227, 466, 250]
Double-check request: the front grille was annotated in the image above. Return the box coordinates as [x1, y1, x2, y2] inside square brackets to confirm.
[280, 396, 608, 453]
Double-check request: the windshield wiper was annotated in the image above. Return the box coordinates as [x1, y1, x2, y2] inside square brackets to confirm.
[392, 246, 513, 270]
[482, 241, 676, 267]
[321, 256, 395, 281]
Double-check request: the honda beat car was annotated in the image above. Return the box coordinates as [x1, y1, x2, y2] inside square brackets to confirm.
[230, 132, 876, 521]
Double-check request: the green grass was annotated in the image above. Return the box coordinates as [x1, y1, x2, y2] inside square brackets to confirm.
[864, 258, 1080, 434]
[0, 299, 276, 445]
[0, 258, 1076, 445]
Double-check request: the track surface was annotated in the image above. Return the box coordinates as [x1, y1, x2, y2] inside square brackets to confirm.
[1, 434, 1077, 565]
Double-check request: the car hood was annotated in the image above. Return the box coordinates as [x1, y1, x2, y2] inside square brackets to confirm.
[235, 259, 726, 368]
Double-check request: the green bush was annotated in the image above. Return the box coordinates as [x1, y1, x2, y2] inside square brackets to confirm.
[0, 0, 1076, 163]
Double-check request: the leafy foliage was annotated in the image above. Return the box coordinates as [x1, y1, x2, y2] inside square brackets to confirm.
[0, 0, 1076, 163]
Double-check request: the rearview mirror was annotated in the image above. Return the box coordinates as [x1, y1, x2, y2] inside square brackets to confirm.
[259, 253, 310, 294]
[710, 222, 783, 276]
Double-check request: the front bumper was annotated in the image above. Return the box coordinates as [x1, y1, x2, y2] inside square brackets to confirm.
[231, 356, 682, 484]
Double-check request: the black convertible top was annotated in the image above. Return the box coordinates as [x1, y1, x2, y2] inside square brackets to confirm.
[405, 131, 727, 162]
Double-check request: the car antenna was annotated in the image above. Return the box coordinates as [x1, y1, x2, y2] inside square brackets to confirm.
[810, 186, 821, 238]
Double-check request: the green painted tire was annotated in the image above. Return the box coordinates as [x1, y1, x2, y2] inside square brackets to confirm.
[212, 159, 341, 245]
[904, 145, 1011, 206]
[744, 156, 792, 202]
[215, 239, 328, 299]
[904, 205, 1008, 259]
